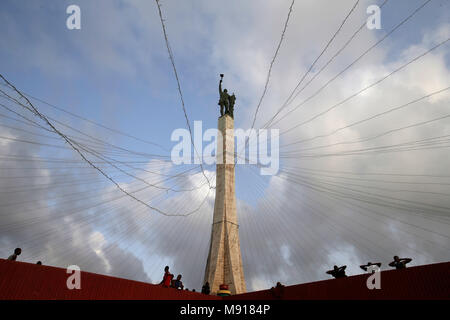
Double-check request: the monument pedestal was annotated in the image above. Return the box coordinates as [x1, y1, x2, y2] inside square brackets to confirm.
[203, 114, 246, 295]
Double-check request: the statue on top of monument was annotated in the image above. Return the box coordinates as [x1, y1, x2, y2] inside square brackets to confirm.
[229, 93, 236, 118]
[218, 74, 236, 118]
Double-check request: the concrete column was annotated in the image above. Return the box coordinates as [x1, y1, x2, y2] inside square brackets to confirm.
[203, 114, 246, 295]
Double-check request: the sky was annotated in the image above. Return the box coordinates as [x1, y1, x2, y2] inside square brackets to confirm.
[0, 0, 449, 292]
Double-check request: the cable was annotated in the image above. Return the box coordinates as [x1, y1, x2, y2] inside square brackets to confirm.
[0, 73, 209, 217]
[1, 84, 168, 151]
[281, 113, 450, 151]
[269, 0, 435, 130]
[279, 39, 450, 137]
[250, 0, 296, 130]
[154, 0, 211, 189]
[265, 0, 363, 129]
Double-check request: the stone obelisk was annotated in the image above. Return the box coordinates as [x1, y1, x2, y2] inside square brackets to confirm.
[203, 113, 246, 295]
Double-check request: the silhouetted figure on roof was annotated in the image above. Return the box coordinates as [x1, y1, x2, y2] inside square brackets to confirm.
[192, 289, 196, 292]
[159, 266, 173, 287]
[389, 256, 412, 269]
[171, 274, 184, 290]
[36, 261, 42, 265]
[270, 282, 285, 299]
[360, 262, 381, 272]
[7, 248, 21, 261]
[326, 265, 347, 278]
[201, 282, 211, 295]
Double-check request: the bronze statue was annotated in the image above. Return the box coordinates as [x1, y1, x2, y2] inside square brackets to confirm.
[218, 74, 236, 118]
[229, 93, 236, 118]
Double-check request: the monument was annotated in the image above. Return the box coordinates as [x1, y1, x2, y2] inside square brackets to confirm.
[203, 75, 246, 295]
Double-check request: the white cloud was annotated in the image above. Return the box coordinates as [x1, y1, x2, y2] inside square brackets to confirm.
[0, 0, 449, 293]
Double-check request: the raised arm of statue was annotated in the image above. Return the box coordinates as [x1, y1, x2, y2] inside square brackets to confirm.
[219, 79, 223, 95]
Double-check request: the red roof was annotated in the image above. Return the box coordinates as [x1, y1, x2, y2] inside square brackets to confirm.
[226, 261, 450, 300]
[0, 259, 448, 300]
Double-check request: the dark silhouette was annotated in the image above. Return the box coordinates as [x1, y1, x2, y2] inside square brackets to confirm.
[270, 282, 285, 299]
[218, 74, 236, 118]
[360, 262, 381, 272]
[192, 289, 196, 292]
[218, 74, 230, 116]
[7, 248, 21, 261]
[326, 265, 347, 278]
[389, 256, 412, 269]
[229, 93, 236, 118]
[36, 261, 42, 265]
[171, 274, 184, 290]
[159, 266, 173, 287]
[201, 282, 211, 295]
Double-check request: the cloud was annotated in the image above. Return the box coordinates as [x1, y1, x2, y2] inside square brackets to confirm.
[0, 123, 151, 283]
[0, 0, 449, 294]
